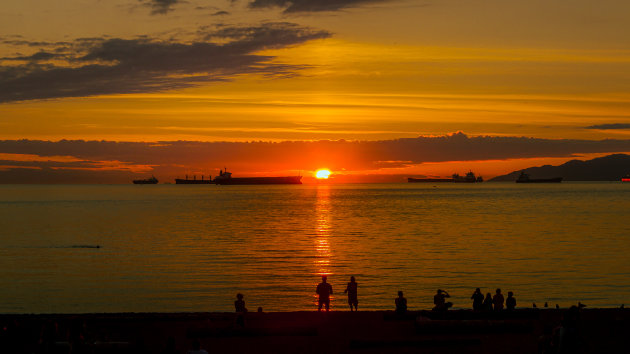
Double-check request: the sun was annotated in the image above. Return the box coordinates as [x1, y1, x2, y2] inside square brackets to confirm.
[315, 169, 331, 179]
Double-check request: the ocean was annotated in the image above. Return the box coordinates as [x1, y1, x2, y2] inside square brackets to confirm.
[0, 182, 629, 313]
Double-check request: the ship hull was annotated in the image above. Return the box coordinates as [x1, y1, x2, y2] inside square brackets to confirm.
[516, 177, 562, 183]
[214, 176, 302, 185]
[132, 180, 158, 184]
[175, 179, 212, 184]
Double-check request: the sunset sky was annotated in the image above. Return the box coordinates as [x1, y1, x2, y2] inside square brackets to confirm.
[2, 0, 630, 182]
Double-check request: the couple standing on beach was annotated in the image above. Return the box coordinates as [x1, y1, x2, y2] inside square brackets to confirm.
[317, 275, 358, 312]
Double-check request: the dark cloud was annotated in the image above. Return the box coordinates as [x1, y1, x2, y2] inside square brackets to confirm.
[585, 123, 630, 130]
[143, 0, 180, 15]
[1, 51, 59, 61]
[248, 0, 391, 13]
[1, 133, 630, 183]
[212, 10, 230, 16]
[2, 39, 71, 47]
[0, 23, 331, 103]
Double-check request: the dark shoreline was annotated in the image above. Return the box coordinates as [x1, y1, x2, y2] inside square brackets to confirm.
[2, 308, 628, 353]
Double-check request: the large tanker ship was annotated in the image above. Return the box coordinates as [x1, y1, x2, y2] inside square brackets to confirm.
[408, 171, 483, 183]
[213, 169, 302, 185]
[175, 175, 212, 184]
[133, 176, 158, 184]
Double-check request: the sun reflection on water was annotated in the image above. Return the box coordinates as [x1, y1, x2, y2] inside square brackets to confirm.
[314, 185, 332, 277]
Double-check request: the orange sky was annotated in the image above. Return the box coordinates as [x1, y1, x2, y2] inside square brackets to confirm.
[1, 0, 630, 181]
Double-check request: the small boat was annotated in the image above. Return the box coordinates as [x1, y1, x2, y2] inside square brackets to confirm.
[622, 174, 630, 182]
[133, 176, 158, 184]
[516, 171, 562, 183]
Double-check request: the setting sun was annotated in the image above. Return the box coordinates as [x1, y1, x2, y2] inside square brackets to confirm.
[315, 169, 331, 179]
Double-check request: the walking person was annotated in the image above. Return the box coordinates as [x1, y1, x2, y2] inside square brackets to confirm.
[344, 276, 358, 311]
[316, 275, 333, 312]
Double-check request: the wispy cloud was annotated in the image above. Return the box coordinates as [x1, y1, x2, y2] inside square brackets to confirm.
[0, 23, 331, 103]
[585, 123, 630, 130]
[248, 0, 394, 13]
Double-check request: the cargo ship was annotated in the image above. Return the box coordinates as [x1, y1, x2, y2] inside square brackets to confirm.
[408, 171, 482, 183]
[175, 175, 212, 184]
[213, 169, 302, 185]
[516, 171, 562, 183]
[622, 174, 630, 182]
[453, 171, 483, 183]
[133, 176, 158, 184]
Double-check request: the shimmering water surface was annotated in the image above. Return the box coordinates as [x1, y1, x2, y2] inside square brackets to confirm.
[1, 183, 629, 313]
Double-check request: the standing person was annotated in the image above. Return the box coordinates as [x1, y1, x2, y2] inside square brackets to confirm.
[344, 276, 358, 311]
[471, 288, 484, 311]
[506, 291, 516, 311]
[483, 293, 493, 311]
[493, 288, 505, 311]
[433, 289, 453, 312]
[235, 293, 247, 313]
[395, 291, 407, 315]
[316, 275, 333, 312]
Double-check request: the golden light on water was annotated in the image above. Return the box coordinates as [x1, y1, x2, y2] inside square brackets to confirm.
[315, 185, 332, 277]
[315, 169, 331, 179]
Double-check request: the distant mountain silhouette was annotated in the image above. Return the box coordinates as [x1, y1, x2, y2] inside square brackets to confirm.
[490, 154, 630, 181]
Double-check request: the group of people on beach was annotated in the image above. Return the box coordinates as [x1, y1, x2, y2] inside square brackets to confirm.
[471, 287, 517, 311]
[234, 276, 519, 313]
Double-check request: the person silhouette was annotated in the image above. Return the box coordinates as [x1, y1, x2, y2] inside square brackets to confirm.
[344, 276, 358, 311]
[316, 275, 333, 311]
[506, 291, 516, 311]
[395, 291, 407, 314]
[483, 292, 493, 311]
[471, 288, 484, 311]
[235, 293, 247, 313]
[433, 289, 453, 312]
[493, 288, 504, 311]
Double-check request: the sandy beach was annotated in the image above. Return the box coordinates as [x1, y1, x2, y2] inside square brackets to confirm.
[2, 308, 628, 353]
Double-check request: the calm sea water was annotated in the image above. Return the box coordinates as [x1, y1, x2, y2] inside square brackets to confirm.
[1, 183, 629, 313]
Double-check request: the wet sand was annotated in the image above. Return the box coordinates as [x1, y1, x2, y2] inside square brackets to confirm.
[2, 309, 628, 353]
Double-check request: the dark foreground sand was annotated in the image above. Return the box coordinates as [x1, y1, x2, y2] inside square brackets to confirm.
[2, 308, 628, 353]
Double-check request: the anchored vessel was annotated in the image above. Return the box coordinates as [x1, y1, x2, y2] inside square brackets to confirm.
[410, 171, 482, 183]
[133, 176, 158, 184]
[516, 171, 562, 183]
[175, 175, 212, 184]
[213, 169, 302, 185]
[453, 171, 483, 183]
